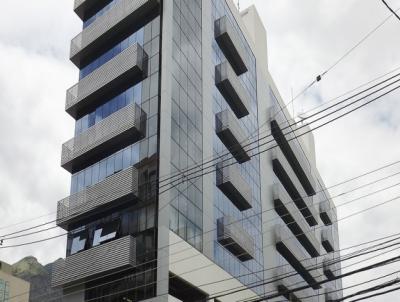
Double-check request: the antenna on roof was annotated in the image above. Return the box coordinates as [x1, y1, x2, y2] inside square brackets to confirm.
[238, 0, 240, 10]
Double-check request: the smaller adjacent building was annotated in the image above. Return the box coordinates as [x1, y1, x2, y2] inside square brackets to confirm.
[0, 261, 30, 302]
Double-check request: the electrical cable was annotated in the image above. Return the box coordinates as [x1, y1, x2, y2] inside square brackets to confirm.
[28, 234, 400, 302]
[381, 0, 400, 21]
[1, 71, 399, 237]
[231, 254, 400, 302]
[11, 191, 400, 302]
[3, 76, 400, 302]
[336, 278, 400, 302]
[208, 194, 400, 301]
[2, 84, 399, 252]
[281, 6, 399, 110]
[347, 284, 400, 302]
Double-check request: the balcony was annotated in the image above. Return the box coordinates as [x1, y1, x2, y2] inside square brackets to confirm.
[322, 228, 335, 253]
[320, 200, 333, 226]
[215, 62, 250, 119]
[73, 0, 110, 20]
[71, 0, 159, 67]
[216, 162, 252, 211]
[273, 183, 320, 257]
[325, 288, 340, 302]
[217, 216, 254, 261]
[274, 224, 322, 289]
[270, 112, 316, 196]
[57, 166, 139, 230]
[323, 256, 337, 280]
[52, 236, 136, 287]
[66, 42, 148, 119]
[214, 16, 248, 75]
[216, 110, 251, 164]
[62, 103, 146, 173]
[272, 148, 318, 226]
[274, 266, 315, 302]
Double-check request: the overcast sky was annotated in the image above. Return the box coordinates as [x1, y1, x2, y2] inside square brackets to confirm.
[0, 0, 400, 300]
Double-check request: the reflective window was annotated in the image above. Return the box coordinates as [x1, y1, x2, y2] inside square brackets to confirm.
[212, 0, 264, 295]
[79, 28, 144, 79]
[169, 0, 203, 252]
[74, 83, 142, 136]
[70, 143, 141, 194]
[66, 204, 156, 256]
[82, 0, 120, 28]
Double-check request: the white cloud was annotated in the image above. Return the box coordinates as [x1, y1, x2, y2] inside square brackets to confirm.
[0, 0, 80, 264]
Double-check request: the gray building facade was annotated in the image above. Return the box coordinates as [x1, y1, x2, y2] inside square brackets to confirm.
[52, 0, 342, 301]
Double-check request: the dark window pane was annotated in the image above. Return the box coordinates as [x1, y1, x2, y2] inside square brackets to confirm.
[115, 151, 123, 172]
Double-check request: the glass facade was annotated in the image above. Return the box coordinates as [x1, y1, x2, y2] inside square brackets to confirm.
[67, 204, 156, 256]
[0, 280, 9, 302]
[211, 0, 264, 295]
[79, 28, 144, 79]
[82, 0, 120, 29]
[66, 4, 162, 299]
[74, 83, 142, 136]
[169, 0, 204, 251]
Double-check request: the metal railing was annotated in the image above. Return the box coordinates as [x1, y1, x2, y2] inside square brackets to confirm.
[61, 103, 145, 171]
[216, 109, 251, 163]
[215, 61, 250, 118]
[217, 216, 255, 261]
[66, 42, 148, 118]
[57, 166, 139, 229]
[52, 236, 136, 287]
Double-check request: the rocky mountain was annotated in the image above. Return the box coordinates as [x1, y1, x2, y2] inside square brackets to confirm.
[12, 256, 62, 302]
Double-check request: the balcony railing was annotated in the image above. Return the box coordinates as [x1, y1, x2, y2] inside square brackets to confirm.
[57, 166, 139, 230]
[272, 148, 318, 226]
[214, 15, 248, 75]
[216, 109, 251, 164]
[273, 183, 320, 257]
[270, 111, 316, 196]
[323, 256, 337, 280]
[319, 200, 333, 226]
[216, 162, 252, 211]
[61, 103, 146, 173]
[325, 288, 340, 302]
[52, 236, 136, 287]
[71, 0, 160, 67]
[73, 0, 111, 20]
[215, 62, 250, 119]
[274, 224, 322, 289]
[321, 228, 335, 253]
[217, 216, 255, 261]
[66, 42, 148, 119]
[275, 266, 315, 302]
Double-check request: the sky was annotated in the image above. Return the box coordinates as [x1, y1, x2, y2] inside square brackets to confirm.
[0, 0, 400, 301]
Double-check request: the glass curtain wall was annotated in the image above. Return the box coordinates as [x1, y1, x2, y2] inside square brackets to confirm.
[169, 0, 204, 252]
[211, 0, 264, 296]
[67, 3, 162, 299]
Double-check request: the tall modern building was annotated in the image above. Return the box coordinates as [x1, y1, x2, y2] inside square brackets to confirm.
[52, 0, 342, 301]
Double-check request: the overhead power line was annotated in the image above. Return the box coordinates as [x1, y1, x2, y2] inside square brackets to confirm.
[237, 253, 400, 302]
[1, 69, 399, 236]
[381, 0, 400, 22]
[10, 206, 400, 302]
[288, 5, 398, 106]
[1, 80, 399, 248]
[27, 234, 400, 302]
[348, 284, 400, 302]
[336, 278, 400, 301]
